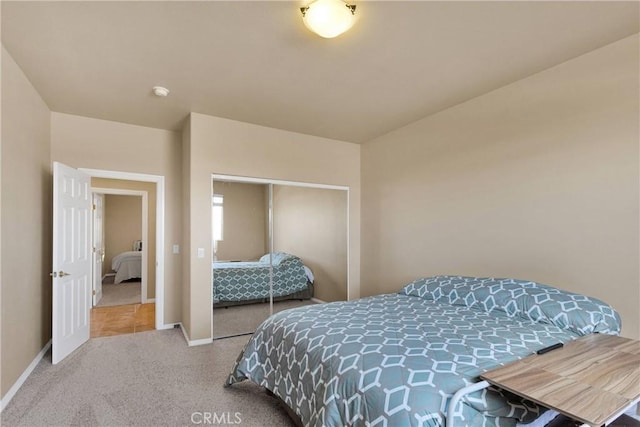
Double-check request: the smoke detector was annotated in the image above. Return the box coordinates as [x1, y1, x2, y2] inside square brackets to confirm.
[152, 86, 170, 97]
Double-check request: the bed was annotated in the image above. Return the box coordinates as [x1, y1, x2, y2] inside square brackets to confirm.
[226, 275, 621, 427]
[213, 252, 313, 307]
[111, 251, 142, 284]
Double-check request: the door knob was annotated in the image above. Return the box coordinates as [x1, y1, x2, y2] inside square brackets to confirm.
[58, 271, 71, 277]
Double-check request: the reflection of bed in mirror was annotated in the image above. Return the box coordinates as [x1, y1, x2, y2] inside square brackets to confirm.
[111, 250, 142, 284]
[212, 252, 314, 308]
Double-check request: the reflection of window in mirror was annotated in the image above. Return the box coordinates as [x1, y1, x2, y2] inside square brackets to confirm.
[212, 194, 224, 261]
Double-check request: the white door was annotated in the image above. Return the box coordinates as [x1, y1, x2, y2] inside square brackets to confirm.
[52, 162, 92, 364]
[92, 193, 104, 306]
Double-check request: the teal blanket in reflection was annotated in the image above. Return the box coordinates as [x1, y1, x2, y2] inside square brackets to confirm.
[213, 253, 308, 302]
[227, 276, 620, 427]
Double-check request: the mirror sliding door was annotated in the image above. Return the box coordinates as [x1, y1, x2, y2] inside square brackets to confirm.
[272, 184, 348, 303]
[212, 175, 349, 340]
[211, 179, 271, 339]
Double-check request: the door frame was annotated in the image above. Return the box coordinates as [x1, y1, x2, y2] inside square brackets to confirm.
[80, 168, 165, 330]
[92, 188, 149, 303]
[92, 192, 105, 306]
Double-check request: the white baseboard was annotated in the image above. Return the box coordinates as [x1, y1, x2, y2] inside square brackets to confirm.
[157, 322, 180, 330]
[143, 298, 156, 304]
[311, 297, 327, 304]
[0, 339, 51, 413]
[187, 337, 213, 346]
[179, 323, 213, 347]
[179, 323, 189, 342]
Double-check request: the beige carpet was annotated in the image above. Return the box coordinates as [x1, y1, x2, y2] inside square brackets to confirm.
[213, 299, 315, 339]
[97, 281, 141, 307]
[1, 329, 296, 427]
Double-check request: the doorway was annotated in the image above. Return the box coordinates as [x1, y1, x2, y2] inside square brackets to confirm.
[92, 191, 145, 307]
[52, 163, 166, 362]
[91, 188, 148, 307]
[80, 168, 166, 332]
[89, 182, 154, 338]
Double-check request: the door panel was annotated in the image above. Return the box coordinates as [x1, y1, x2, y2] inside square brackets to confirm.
[211, 180, 273, 339]
[52, 162, 92, 364]
[272, 185, 348, 302]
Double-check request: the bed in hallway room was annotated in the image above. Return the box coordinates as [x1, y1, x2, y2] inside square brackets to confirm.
[111, 250, 142, 284]
[226, 275, 624, 427]
[212, 252, 314, 308]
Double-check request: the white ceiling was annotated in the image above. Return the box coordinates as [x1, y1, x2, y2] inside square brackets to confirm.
[2, 1, 638, 143]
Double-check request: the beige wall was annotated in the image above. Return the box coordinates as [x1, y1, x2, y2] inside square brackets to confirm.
[51, 113, 182, 323]
[212, 180, 267, 261]
[92, 178, 157, 299]
[273, 185, 348, 302]
[186, 113, 361, 340]
[1, 47, 52, 399]
[361, 35, 639, 339]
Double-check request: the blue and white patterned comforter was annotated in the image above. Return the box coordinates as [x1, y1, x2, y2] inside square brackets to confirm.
[213, 252, 309, 303]
[226, 276, 620, 427]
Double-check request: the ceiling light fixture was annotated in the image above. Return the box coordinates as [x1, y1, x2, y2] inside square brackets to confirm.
[300, 0, 356, 39]
[152, 86, 170, 97]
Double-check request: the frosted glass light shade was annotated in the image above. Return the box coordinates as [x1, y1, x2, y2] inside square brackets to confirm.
[302, 0, 355, 39]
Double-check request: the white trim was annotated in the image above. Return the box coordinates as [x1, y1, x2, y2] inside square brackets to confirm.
[0, 340, 51, 413]
[92, 188, 148, 303]
[179, 323, 213, 347]
[346, 187, 350, 301]
[82, 169, 164, 183]
[92, 188, 147, 197]
[92, 193, 105, 306]
[80, 168, 165, 330]
[212, 174, 349, 191]
[179, 323, 189, 343]
[268, 184, 274, 315]
[157, 322, 179, 330]
[187, 338, 214, 347]
[310, 297, 327, 304]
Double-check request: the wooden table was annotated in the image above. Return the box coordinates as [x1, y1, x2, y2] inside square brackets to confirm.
[480, 334, 640, 427]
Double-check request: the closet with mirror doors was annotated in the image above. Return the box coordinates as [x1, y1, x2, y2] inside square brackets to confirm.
[211, 175, 349, 340]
